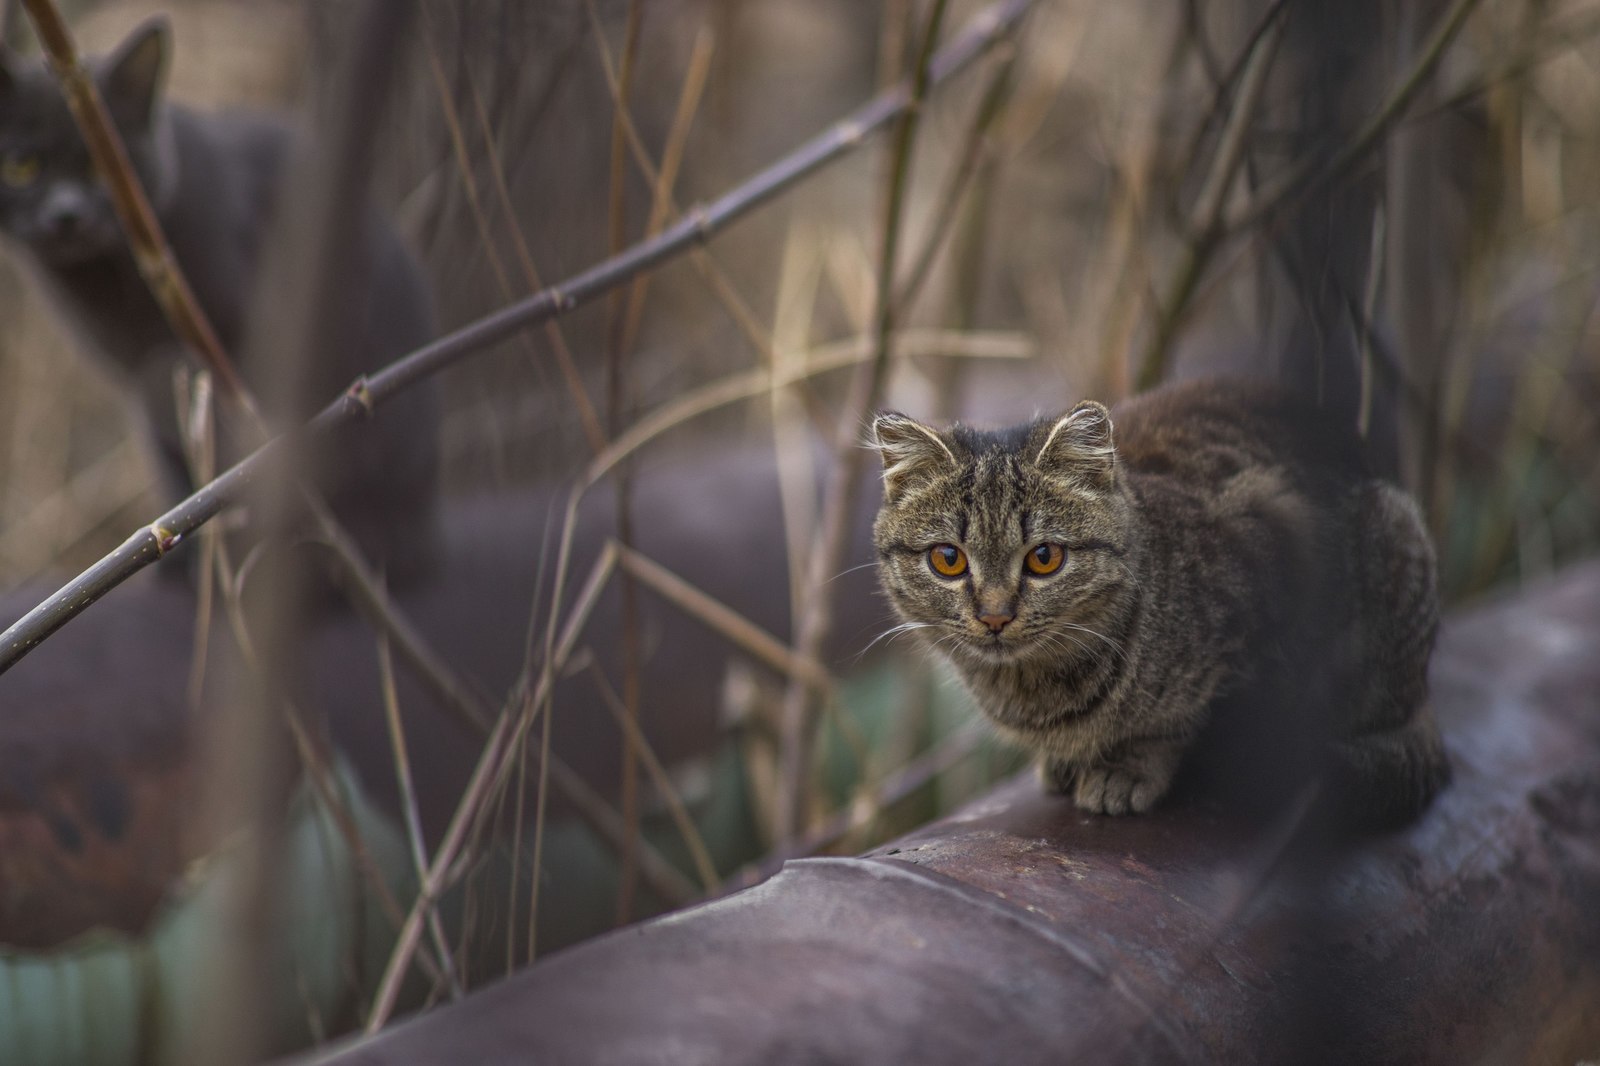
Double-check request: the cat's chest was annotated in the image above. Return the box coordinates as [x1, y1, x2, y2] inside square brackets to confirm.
[962, 657, 1101, 726]
[36, 255, 175, 372]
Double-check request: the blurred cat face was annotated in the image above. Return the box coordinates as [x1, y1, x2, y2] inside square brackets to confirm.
[871, 407, 1135, 668]
[0, 20, 168, 265]
[0, 123, 124, 264]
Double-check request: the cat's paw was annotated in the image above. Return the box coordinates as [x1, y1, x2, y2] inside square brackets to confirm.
[1073, 765, 1165, 815]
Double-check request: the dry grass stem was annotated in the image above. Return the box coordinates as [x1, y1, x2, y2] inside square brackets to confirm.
[1135, 5, 1285, 391]
[418, 29, 605, 455]
[587, 328, 1033, 488]
[588, 665, 721, 892]
[614, 543, 835, 695]
[725, 720, 989, 893]
[1224, 0, 1486, 236]
[0, 0, 1034, 674]
[617, 25, 716, 360]
[377, 632, 464, 1000]
[776, 0, 955, 843]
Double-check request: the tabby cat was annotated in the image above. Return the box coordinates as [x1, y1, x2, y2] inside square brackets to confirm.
[0, 17, 440, 581]
[870, 378, 1449, 826]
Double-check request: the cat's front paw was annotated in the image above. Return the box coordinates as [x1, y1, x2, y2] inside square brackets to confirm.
[1073, 765, 1166, 815]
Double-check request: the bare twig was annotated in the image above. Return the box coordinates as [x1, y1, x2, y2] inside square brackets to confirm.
[615, 544, 834, 693]
[0, 0, 1036, 675]
[580, 0, 778, 369]
[586, 329, 1034, 487]
[775, 0, 955, 843]
[377, 632, 463, 1000]
[588, 665, 720, 892]
[617, 25, 715, 361]
[1134, 6, 1286, 391]
[896, 41, 1018, 318]
[1224, 0, 1484, 236]
[419, 27, 606, 455]
[594, 0, 650, 926]
[365, 540, 693, 1031]
[9, 0, 512, 864]
[723, 721, 990, 894]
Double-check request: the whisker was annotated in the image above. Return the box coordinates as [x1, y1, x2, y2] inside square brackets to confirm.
[1050, 620, 1127, 662]
[827, 560, 884, 585]
[856, 620, 934, 661]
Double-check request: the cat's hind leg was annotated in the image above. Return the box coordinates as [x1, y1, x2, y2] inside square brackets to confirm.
[1331, 481, 1451, 827]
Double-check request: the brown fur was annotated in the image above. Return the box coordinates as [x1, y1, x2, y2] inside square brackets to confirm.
[870, 378, 1449, 825]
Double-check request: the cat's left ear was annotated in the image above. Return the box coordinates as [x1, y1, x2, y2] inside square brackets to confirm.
[870, 412, 957, 503]
[1036, 400, 1116, 486]
[102, 16, 170, 131]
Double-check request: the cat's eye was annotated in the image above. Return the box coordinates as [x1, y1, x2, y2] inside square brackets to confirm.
[1025, 543, 1066, 576]
[0, 152, 40, 187]
[927, 544, 968, 578]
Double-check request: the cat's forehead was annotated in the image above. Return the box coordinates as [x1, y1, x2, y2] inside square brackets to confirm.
[0, 66, 74, 134]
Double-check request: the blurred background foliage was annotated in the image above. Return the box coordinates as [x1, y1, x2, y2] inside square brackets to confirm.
[3, 0, 1596, 596]
[0, 0, 1597, 1057]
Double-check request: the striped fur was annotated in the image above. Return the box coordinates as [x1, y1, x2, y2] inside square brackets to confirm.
[870, 378, 1449, 825]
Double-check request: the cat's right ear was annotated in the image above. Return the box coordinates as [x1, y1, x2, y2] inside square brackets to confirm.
[1036, 400, 1116, 487]
[102, 15, 170, 131]
[870, 412, 956, 502]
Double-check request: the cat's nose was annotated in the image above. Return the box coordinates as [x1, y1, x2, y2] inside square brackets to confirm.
[40, 186, 90, 237]
[978, 611, 1013, 633]
[43, 200, 84, 237]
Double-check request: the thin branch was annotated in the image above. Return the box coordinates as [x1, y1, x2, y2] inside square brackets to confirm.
[595, 0, 649, 926]
[722, 721, 990, 894]
[1134, 6, 1286, 391]
[419, 25, 606, 454]
[1224, 0, 1484, 236]
[588, 665, 720, 893]
[12, 0, 523, 888]
[585, 328, 1034, 489]
[775, 0, 955, 844]
[367, 540, 697, 1031]
[614, 544, 834, 694]
[581, 0, 778, 370]
[377, 632, 463, 1000]
[896, 39, 1019, 317]
[617, 25, 716, 361]
[0, 0, 1036, 677]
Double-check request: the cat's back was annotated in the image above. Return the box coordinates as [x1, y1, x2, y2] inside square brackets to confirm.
[161, 105, 289, 259]
[1110, 377, 1371, 494]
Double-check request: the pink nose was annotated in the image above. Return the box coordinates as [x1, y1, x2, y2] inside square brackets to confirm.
[978, 612, 1013, 634]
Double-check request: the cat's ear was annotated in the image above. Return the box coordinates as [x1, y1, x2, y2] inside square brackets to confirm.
[102, 16, 170, 131]
[870, 412, 956, 502]
[1036, 401, 1116, 486]
[0, 53, 13, 96]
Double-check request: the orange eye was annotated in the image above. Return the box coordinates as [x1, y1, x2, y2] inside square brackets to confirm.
[927, 544, 968, 578]
[1025, 543, 1065, 576]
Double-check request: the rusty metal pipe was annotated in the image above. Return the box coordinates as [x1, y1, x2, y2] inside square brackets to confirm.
[300, 562, 1600, 1065]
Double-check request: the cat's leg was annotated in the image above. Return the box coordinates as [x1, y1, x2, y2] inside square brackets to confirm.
[1331, 482, 1451, 826]
[1064, 736, 1188, 816]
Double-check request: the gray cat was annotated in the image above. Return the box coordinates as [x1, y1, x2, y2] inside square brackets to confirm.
[870, 378, 1449, 827]
[0, 17, 439, 582]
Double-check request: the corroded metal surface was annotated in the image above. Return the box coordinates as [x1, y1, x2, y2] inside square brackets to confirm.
[302, 562, 1600, 1065]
